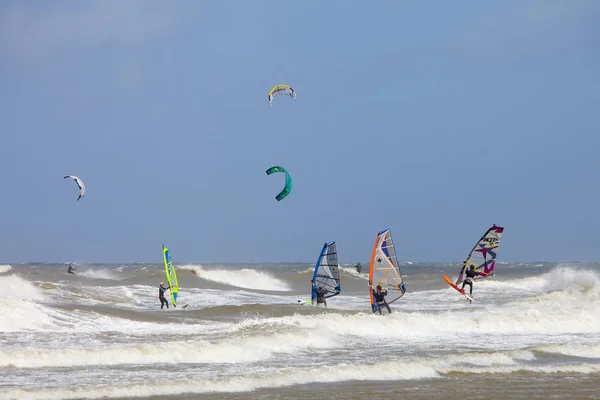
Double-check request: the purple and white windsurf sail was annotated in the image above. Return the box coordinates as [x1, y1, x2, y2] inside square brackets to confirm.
[456, 225, 504, 285]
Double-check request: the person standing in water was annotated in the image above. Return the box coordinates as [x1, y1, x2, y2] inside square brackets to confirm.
[67, 264, 76, 275]
[159, 282, 171, 309]
[371, 284, 391, 314]
[311, 280, 328, 307]
[355, 262, 362, 273]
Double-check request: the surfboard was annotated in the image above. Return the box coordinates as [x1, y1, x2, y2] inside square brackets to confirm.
[182, 304, 189, 309]
[443, 274, 475, 302]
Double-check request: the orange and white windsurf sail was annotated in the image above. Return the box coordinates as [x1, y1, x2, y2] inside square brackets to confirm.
[368, 229, 406, 307]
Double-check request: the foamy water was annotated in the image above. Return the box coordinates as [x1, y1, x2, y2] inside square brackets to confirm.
[181, 264, 292, 291]
[76, 268, 120, 280]
[1, 262, 599, 400]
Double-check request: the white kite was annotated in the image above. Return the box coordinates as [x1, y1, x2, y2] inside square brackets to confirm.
[268, 84, 296, 108]
[64, 175, 85, 201]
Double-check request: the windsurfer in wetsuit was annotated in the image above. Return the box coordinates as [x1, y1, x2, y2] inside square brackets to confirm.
[311, 280, 328, 307]
[355, 262, 362, 274]
[67, 264, 76, 275]
[159, 282, 171, 309]
[461, 263, 487, 296]
[372, 284, 391, 314]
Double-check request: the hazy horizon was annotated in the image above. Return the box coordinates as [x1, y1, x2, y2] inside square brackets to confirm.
[3, 259, 599, 265]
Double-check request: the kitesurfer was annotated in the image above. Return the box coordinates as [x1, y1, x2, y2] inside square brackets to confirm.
[461, 263, 487, 296]
[159, 282, 171, 309]
[67, 264, 76, 275]
[311, 280, 328, 307]
[372, 284, 391, 314]
[355, 262, 362, 273]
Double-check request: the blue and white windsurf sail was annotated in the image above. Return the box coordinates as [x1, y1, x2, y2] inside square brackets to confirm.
[311, 242, 341, 303]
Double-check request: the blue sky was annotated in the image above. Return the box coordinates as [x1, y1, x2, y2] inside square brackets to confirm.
[1, 1, 599, 263]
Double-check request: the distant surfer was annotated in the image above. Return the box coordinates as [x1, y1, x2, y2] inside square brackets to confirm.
[355, 262, 362, 273]
[310, 280, 328, 307]
[67, 264, 76, 275]
[371, 284, 391, 314]
[159, 282, 171, 309]
[461, 263, 487, 297]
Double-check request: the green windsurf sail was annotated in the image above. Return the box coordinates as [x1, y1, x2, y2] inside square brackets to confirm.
[162, 246, 179, 307]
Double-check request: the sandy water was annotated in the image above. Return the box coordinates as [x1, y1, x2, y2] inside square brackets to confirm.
[1, 262, 599, 399]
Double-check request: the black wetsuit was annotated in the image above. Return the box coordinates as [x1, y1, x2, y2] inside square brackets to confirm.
[67, 266, 75, 275]
[461, 268, 483, 295]
[312, 287, 328, 307]
[159, 286, 170, 309]
[372, 289, 391, 314]
[355, 264, 362, 273]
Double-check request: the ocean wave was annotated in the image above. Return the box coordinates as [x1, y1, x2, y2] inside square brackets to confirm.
[482, 266, 600, 295]
[4, 355, 600, 400]
[1, 360, 439, 400]
[0, 329, 336, 369]
[0, 275, 55, 332]
[76, 269, 120, 280]
[339, 266, 369, 280]
[222, 294, 600, 339]
[181, 265, 292, 291]
[0, 265, 12, 274]
[534, 343, 600, 358]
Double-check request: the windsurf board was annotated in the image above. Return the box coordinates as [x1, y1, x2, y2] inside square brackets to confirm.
[443, 274, 475, 302]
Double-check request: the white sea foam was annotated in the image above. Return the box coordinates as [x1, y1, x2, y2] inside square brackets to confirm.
[425, 350, 536, 371]
[0, 360, 439, 400]
[76, 283, 290, 310]
[181, 287, 294, 308]
[6, 266, 600, 338]
[535, 343, 600, 358]
[224, 284, 600, 341]
[0, 279, 229, 335]
[182, 265, 292, 291]
[0, 275, 45, 302]
[2, 265, 600, 400]
[0, 301, 54, 332]
[442, 363, 600, 374]
[339, 266, 369, 279]
[4, 356, 600, 400]
[67, 284, 149, 308]
[0, 265, 12, 274]
[0, 275, 54, 332]
[0, 329, 336, 369]
[482, 266, 600, 295]
[77, 269, 119, 280]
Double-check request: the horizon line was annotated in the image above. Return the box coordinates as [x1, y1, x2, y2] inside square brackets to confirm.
[3, 260, 599, 265]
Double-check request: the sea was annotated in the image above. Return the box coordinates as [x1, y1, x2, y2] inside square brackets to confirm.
[1, 261, 599, 400]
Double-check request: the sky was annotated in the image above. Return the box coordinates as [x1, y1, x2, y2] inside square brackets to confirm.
[1, 0, 599, 263]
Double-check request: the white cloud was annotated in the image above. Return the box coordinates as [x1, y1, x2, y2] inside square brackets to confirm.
[1, 0, 189, 57]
